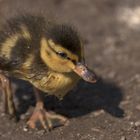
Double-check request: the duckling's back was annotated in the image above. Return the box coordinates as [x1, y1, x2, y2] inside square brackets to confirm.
[0, 15, 48, 75]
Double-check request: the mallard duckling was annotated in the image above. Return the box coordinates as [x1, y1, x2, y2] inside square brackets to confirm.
[0, 14, 97, 130]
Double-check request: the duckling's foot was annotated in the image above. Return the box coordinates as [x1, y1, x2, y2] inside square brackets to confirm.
[27, 103, 68, 130]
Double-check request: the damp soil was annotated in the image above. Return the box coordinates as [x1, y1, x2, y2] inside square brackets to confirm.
[0, 0, 140, 140]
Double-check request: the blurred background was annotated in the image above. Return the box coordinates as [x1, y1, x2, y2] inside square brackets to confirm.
[0, 0, 140, 140]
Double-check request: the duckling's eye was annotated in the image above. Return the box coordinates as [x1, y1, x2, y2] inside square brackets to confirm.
[56, 52, 67, 58]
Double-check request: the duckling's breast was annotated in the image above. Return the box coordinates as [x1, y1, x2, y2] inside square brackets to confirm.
[31, 71, 80, 99]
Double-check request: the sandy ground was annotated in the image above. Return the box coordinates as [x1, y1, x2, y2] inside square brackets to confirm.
[0, 0, 140, 140]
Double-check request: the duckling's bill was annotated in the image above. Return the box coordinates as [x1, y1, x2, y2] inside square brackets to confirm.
[73, 63, 97, 83]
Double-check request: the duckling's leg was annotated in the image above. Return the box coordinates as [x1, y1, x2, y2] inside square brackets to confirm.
[27, 88, 68, 130]
[0, 73, 16, 116]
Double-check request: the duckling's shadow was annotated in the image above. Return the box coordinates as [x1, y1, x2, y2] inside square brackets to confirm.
[51, 78, 124, 118]
[13, 77, 124, 119]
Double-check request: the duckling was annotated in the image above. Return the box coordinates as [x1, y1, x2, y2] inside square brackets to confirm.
[0, 14, 97, 130]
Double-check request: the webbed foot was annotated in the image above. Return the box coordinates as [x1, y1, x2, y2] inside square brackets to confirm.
[27, 102, 68, 130]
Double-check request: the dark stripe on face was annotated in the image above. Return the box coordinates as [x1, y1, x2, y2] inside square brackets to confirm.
[46, 24, 82, 58]
[47, 41, 77, 63]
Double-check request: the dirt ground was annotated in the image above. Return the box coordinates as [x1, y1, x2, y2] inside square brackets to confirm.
[0, 0, 140, 140]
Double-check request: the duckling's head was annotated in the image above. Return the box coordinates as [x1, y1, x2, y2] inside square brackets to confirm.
[40, 24, 97, 83]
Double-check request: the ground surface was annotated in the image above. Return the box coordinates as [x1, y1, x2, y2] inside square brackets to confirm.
[0, 0, 140, 140]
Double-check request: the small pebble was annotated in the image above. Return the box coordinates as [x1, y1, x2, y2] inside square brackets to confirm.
[37, 130, 46, 135]
[20, 112, 30, 120]
[135, 121, 140, 127]
[121, 100, 129, 106]
[108, 71, 116, 79]
[120, 136, 126, 140]
[1, 113, 5, 117]
[93, 110, 104, 117]
[130, 122, 134, 125]
[20, 115, 27, 120]
[77, 133, 80, 137]
[23, 126, 28, 132]
[91, 128, 101, 132]
[136, 104, 140, 110]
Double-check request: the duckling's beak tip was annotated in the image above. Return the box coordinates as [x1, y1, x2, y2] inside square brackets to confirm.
[73, 63, 97, 83]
